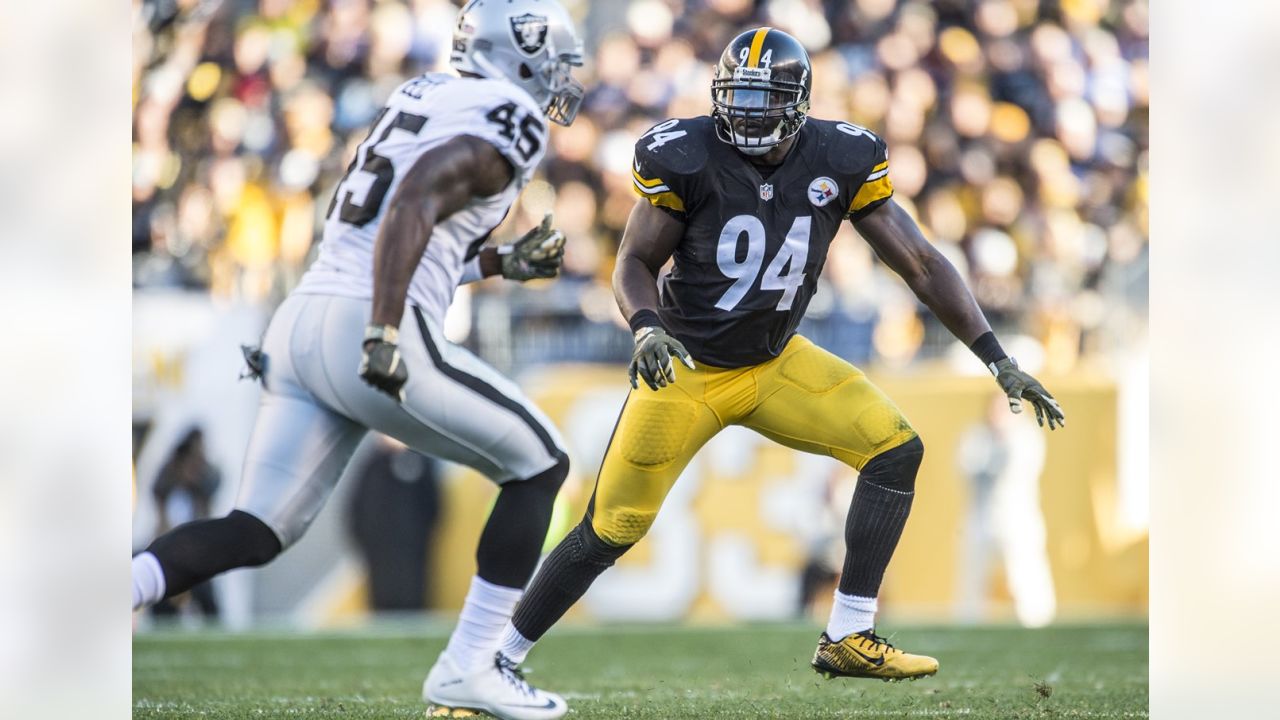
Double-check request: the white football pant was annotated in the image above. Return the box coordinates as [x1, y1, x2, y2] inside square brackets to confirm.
[235, 293, 566, 548]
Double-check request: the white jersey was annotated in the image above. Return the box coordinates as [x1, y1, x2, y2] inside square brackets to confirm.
[296, 73, 549, 324]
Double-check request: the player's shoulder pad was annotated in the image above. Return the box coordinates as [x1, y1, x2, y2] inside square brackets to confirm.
[429, 77, 549, 177]
[467, 77, 546, 119]
[392, 75, 546, 133]
[633, 116, 713, 178]
[808, 118, 888, 177]
[393, 72, 451, 102]
[405, 76, 544, 134]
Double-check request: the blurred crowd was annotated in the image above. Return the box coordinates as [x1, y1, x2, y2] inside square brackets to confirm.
[133, 0, 1148, 372]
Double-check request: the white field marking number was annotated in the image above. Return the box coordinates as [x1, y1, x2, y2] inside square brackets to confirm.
[642, 119, 687, 151]
[714, 214, 811, 312]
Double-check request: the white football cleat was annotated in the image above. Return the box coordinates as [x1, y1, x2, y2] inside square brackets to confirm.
[423, 651, 567, 720]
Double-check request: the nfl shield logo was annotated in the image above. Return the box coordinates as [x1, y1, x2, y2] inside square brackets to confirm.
[509, 13, 549, 56]
[759, 183, 774, 201]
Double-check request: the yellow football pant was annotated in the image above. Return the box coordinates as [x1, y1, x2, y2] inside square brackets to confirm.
[590, 335, 918, 546]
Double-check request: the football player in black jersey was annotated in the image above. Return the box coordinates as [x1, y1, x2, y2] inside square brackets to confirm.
[496, 28, 1065, 687]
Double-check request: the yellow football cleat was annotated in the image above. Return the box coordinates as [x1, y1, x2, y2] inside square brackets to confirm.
[811, 630, 939, 682]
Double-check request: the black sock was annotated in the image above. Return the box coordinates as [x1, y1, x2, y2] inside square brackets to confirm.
[838, 437, 924, 598]
[145, 510, 282, 599]
[475, 453, 570, 589]
[511, 519, 630, 642]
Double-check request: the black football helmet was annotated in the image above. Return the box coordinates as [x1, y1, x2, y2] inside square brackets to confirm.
[711, 27, 812, 155]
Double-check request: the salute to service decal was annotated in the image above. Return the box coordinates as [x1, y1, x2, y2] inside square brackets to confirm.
[808, 176, 838, 207]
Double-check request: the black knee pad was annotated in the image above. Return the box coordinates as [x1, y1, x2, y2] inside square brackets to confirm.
[860, 436, 924, 494]
[485, 452, 569, 538]
[567, 518, 631, 567]
[528, 451, 570, 494]
[224, 510, 284, 567]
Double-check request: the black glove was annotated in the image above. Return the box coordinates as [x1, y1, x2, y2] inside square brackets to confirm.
[358, 325, 408, 402]
[991, 357, 1065, 430]
[501, 213, 566, 281]
[628, 325, 695, 391]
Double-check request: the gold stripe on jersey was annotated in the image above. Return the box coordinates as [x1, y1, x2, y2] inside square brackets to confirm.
[634, 187, 686, 213]
[849, 169, 894, 215]
[631, 168, 667, 189]
[747, 27, 771, 67]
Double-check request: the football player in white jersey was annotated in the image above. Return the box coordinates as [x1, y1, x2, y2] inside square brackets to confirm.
[131, 2, 584, 718]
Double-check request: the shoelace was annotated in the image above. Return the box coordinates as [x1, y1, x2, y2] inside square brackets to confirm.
[856, 630, 896, 654]
[494, 653, 536, 699]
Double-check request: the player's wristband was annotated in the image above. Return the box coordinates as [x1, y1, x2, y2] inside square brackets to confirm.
[628, 309, 662, 334]
[364, 324, 400, 345]
[969, 331, 1007, 371]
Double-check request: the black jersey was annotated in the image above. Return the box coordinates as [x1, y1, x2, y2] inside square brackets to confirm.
[631, 116, 894, 368]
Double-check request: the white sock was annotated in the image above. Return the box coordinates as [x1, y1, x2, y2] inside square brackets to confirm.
[443, 576, 523, 672]
[826, 591, 877, 641]
[498, 622, 536, 664]
[132, 552, 166, 610]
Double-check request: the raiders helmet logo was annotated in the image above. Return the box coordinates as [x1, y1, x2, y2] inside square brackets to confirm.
[509, 13, 549, 56]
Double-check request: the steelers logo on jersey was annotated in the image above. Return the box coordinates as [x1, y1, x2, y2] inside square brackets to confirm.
[509, 13, 549, 56]
[808, 177, 839, 207]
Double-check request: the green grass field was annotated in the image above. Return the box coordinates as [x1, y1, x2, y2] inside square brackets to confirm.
[133, 621, 1147, 719]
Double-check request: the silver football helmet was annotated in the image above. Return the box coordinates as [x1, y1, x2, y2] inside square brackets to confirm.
[450, 0, 585, 126]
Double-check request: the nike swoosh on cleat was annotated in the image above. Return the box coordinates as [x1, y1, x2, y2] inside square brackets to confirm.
[504, 699, 559, 710]
[848, 647, 886, 667]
